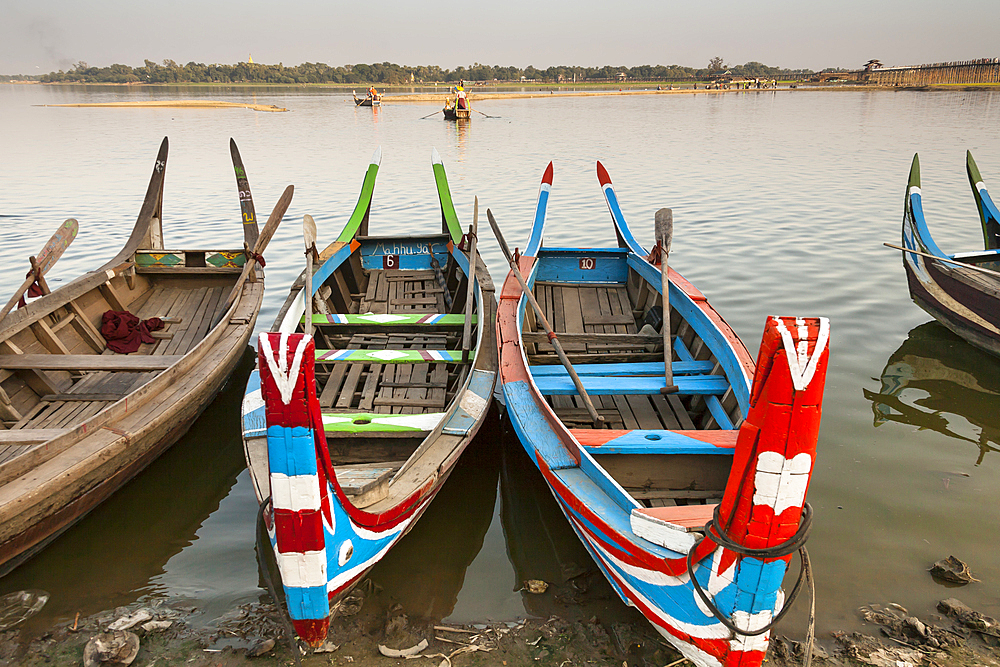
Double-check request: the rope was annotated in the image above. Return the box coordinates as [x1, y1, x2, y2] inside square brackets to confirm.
[256, 496, 303, 666]
[685, 503, 814, 638]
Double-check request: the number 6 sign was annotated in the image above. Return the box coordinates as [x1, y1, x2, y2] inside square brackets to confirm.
[383, 255, 400, 269]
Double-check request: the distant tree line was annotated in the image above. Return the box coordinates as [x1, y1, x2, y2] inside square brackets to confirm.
[36, 59, 818, 84]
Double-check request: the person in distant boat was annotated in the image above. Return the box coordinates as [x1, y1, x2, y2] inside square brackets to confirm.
[368, 86, 378, 99]
[456, 84, 467, 110]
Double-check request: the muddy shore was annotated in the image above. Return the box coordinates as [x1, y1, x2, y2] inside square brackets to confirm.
[5, 587, 1000, 667]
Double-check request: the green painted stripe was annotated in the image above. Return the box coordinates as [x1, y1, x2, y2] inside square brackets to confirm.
[315, 348, 471, 363]
[433, 160, 463, 245]
[135, 252, 183, 267]
[336, 161, 380, 243]
[322, 411, 445, 433]
[305, 313, 474, 326]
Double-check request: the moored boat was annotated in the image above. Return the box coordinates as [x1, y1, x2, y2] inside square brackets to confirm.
[898, 152, 1000, 356]
[0, 137, 291, 576]
[494, 161, 829, 667]
[241, 147, 497, 646]
[353, 90, 382, 107]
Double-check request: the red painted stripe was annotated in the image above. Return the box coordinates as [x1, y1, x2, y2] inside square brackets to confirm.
[542, 162, 554, 186]
[596, 161, 612, 187]
[274, 508, 325, 554]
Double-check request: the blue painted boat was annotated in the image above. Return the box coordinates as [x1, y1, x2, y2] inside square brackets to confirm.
[900, 152, 1000, 356]
[241, 148, 496, 646]
[495, 161, 830, 667]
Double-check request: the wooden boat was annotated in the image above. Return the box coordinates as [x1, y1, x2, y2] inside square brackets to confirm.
[353, 92, 382, 107]
[241, 147, 496, 646]
[495, 161, 829, 667]
[443, 106, 471, 121]
[0, 137, 292, 576]
[900, 152, 1000, 356]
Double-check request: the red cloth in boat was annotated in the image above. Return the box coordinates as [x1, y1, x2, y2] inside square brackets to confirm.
[100, 310, 165, 354]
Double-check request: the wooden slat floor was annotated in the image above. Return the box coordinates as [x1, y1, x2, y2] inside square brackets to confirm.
[0, 284, 229, 464]
[319, 270, 460, 417]
[530, 283, 698, 432]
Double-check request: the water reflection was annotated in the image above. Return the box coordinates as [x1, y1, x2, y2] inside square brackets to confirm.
[499, 418, 644, 625]
[366, 408, 501, 620]
[864, 321, 1000, 464]
[453, 118, 470, 162]
[0, 349, 257, 634]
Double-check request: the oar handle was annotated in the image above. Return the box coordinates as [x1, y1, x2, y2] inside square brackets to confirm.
[487, 209, 605, 428]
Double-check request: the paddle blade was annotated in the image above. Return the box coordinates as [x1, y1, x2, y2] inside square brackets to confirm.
[230, 138, 259, 248]
[655, 208, 673, 254]
[303, 214, 317, 251]
[473, 196, 478, 231]
[35, 218, 78, 276]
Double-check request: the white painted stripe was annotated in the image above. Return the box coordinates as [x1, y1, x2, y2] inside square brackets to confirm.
[910, 185, 922, 196]
[271, 472, 322, 512]
[753, 451, 812, 514]
[241, 387, 263, 417]
[371, 146, 382, 166]
[458, 390, 487, 418]
[431, 147, 443, 165]
[976, 181, 986, 193]
[259, 333, 312, 405]
[728, 607, 776, 653]
[773, 317, 829, 392]
[277, 550, 327, 588]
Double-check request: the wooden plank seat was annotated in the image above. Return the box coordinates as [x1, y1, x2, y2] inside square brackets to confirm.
[532, 373, 728, 396]
[0, 355, 184, 371]
[630, 503, 718, 552]
[315, 349, 471, 364]
[530, 360, 715, 377]
[320, 410, 446, 436]
[571, 429, 737, 455]
[0, 428, 72, 444]
[307, 313, 473, 326]
[523, 332, 660, 348]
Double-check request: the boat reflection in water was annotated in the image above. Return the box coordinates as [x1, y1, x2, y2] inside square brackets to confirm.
[864, 321, 1000, 464]
[365, 407, 502, 620]
[498, 418, 646, 626]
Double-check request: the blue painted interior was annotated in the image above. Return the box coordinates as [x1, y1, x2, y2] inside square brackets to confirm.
[535, 248, 630, 283]
[533, 374, 728, 396]
[581, 430, 735, 455]
[529, 360, 715, 377]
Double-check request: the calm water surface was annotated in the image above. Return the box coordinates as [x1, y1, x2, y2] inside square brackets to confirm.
[1, 84, 1000, 640]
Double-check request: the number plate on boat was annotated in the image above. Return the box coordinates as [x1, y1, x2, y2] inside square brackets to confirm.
[579, 257, 596, 270]
[383, 255, 400, 269]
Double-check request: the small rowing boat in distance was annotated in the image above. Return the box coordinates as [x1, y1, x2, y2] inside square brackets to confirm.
[353, 91, 382, 107]
[443, 106, 470, 120]
[898, 152, 1000, 356]
[0, 137, 292, 576]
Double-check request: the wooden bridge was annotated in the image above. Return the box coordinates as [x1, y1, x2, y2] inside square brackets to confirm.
[861, 59, 1000, 85]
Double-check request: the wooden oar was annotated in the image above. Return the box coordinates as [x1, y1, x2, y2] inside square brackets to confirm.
[0, 218, 79, 320]
[884, 242, 1000, 279]
[655, 209, 679, 394]
[487, 208, 604, 428]
[472, 108, 500, 119]
[303, 214, 318, 337]
[461, 198, 479, 363]
[420, 110, 443, 119]
[217, 184, 294, 321]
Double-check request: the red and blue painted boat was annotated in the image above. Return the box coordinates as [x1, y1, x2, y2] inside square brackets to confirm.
[241, 148, 496, 646]
[495, 161, 830, 667]
[901, 152, 1000, 356]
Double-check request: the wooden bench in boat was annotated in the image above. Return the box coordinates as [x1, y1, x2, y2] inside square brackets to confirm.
[630, 503, 718, 552]
[0, 428, 71, 444]
[571, 429, 737, 455]
[306, 313, 474, 327]
[531, 361, 715, 377]
[320, 410, 446, 436]
[0, 354, 184, 371]
[315, 349, 471, 364]
[532, 373, 728, 396]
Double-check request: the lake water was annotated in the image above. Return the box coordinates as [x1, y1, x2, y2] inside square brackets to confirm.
[2, 83, 1000, 642]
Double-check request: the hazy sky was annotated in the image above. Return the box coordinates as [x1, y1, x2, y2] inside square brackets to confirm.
[2, 0, 998, 74]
